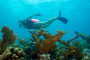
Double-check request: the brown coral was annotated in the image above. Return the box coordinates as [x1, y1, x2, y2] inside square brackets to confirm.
[0, 26, 17, 54]
[1, 46, 25, 60]
[55, 35, 84, 59]
[29, 28, 68, 53]
[29, 28, 84, 59]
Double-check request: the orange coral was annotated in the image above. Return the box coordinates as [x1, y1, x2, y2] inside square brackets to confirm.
[29, 29, 45, 42]
[29, 28, 68, 53]
[58, 35, 79, 47]
[29, 28, 84, 59]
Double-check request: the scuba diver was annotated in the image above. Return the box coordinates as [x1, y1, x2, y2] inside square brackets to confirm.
[18, 11, 68, 29]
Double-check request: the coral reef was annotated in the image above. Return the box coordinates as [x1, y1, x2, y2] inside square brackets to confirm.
[29, 28, 68, 53]
[0, 55, 1, 60]
[40, 54, 50, 60]
[82, 56, 90, 60]
[82, 49, 90, 60]
[29, 29, 84, 60]
[75, 31, 90, 43]
[30, 50, 39, 59]
[1, 46, 25, 60]
[54, 35, 84, 60]
[16, 38, 38, 60]
[75, 31, 90, 49]
[0, 27, 86, 60]
[0, 26, 17, 54]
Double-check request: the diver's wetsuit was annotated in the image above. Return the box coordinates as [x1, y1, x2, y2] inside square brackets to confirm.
[18, 11, 68, 29]
[26, 20, 35, 29]
[18, 19, 41, 29]
[25, 20, 40, 29]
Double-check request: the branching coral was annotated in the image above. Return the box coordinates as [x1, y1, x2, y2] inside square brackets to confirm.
[0, 26, 17, 54]
[29, 28, 68, 53]
[58, 35, 79, 47]
[75, 31, 90, 49]
[29, 29, 84, 59]
[29, 29, 45, 42]
[55, 35, 84, 59]
[75, 31, 90, 43]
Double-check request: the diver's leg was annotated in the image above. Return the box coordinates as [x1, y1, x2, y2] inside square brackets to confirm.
[36, 17, 58, 28]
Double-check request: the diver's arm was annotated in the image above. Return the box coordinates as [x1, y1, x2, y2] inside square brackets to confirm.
[26, 13, 41, 20]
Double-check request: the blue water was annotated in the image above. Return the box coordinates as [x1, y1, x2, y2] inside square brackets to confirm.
[0, 0, 90, 41]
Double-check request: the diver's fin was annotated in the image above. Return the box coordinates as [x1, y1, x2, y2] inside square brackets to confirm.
[60, 17, 68, 24]
[58, 11, 68, 24]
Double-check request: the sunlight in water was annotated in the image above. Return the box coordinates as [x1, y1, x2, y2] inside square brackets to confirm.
[25, 0, 70, 4]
